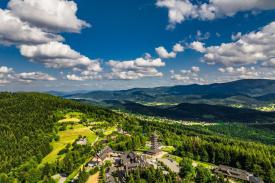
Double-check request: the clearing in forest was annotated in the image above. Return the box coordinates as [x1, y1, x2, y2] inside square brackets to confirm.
[57, 111, 85, 123]
[86, 172, 99, 183]
[41, 125, 97, 164]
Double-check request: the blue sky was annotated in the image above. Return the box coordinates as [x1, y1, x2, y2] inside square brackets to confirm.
[0, 0, 275, 91]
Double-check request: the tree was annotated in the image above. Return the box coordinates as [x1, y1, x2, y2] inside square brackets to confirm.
[268, 169, 275, 183]
[41, 176, 56, 183]
[128, 174, 135, 183]
[42, 163, 52, 176]
[179, 158, 194, 178]
[0, 173, 13, 183]
[77, 168, 89, 183]
[195, 166, 212, 183]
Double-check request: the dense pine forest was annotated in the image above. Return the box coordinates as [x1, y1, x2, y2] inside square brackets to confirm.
[0, 92, 127, 182]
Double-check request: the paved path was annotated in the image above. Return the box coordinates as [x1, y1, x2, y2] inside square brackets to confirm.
[158, 158, 180, 173]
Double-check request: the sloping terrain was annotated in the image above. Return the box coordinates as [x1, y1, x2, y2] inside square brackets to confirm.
[0, 92, 126, 181]
[65, 79, 275, 107]
[108, 100, 275, 123]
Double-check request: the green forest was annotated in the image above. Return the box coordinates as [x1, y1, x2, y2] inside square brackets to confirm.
[0, 92, 274, 182]
[120, 115, 275, 182]
[0, 92, 127, 182]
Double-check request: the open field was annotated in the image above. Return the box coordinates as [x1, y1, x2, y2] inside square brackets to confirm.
[192, 160, 215, 169]
[161, 146, 176, 153]
[42, 125, 97, 164]
[86, 172, 99, 183]
[58, 117, 80, 123]
[103, 126, 117, 136]
[142, 102, 179, 106]
[256, 104, 275, 112]
[57, 111, 85, 123]
[163, 154, 182, 163]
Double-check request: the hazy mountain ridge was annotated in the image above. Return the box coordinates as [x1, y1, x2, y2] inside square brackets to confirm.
[64, 79, 275, 107]
[101, 100, 275, 123]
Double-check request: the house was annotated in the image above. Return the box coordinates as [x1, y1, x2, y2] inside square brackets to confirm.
[93, 146, 113, 163]
[76, 138, 88, 145]
[214, 165, 264, 183]
[117, 128, 131, 136]
[86, 160, 100, 167]
[116, 152, 148, 175]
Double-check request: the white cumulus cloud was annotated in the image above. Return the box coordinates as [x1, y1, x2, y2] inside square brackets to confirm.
[156, 0, 275, 28]
[107, 57, 165, 80]
[171, 66, 205, 83]
[15, 72, 56, 82]
[8, 0, 90, 33]
[155, 46, 176, 58]
[0, 66, 13, 74]
[202, 21, 275, 66]
[66, 74, 84, 81]
[0, 9, 63, 45]
[190, 41, 206, 53]
[173, 43, 184, 52]
[19, 42, 102, 73]
[155, 43, 184, 58]
[0, 65, 56, 85]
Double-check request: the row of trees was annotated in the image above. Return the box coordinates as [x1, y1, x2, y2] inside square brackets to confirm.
[126, 167, 177, 183]
[108, 133, 146, 151]
[179, 157, 227, 183]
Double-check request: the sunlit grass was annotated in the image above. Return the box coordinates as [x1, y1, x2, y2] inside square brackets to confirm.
[103, 126, 117, 136]
[41, 125, 97, 164]
[161, 146, 176, 153]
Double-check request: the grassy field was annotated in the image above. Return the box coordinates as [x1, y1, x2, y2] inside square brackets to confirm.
[86, 172, 99, 183]
[41, 125, 97, 164]
[192, 160, 215, 169]
[161, 146, 176, 153]
[103, 126, 117, 136]
[58, 117, 80, 123]
[163, 154, 183, 163]
[58, 111, 85, 123]
[142, 102, 178, 106]
[256, 104, 275, 112]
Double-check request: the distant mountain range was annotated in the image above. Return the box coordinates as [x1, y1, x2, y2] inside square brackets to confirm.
[101, 100, 275, 123]
[46, 90, 89, 97]
[63, 79, 275, 106]
[50, 79, 275, 123]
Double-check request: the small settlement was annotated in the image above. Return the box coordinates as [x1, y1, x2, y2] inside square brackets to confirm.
[85, 132, 166, 182]
[50, 129, 264, 183]
[82, 131, 263, 183]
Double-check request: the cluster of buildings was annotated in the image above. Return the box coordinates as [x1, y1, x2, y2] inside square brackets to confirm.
[85, 132, 164, 182]
[214, 165, 264, 183]
[86, 147, 149, 182]
[84, 131, 265, 183]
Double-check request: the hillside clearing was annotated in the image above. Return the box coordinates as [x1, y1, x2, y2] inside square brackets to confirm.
[86, 172, 99, 183]
[41, 126, 97, 164]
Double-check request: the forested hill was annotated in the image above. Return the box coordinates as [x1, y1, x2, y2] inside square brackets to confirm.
[65, 79, 275, 104]
[0, 92, 126, 180]
[109, 100, 275, 123]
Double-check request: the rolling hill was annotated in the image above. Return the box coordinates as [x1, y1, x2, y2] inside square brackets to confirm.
[102, 100, 275, 123]
[0, 92, 128, 182]
[65, 79, 275, 107]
